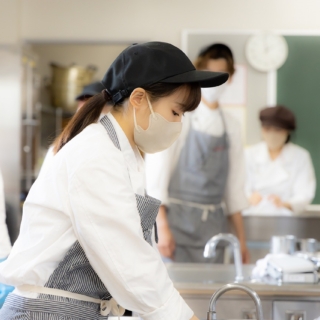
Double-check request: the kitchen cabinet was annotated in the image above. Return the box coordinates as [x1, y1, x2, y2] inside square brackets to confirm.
[273, 301, 320, 320]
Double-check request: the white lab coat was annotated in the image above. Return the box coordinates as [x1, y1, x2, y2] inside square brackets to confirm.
[0, 113, 193, 320]
[39, 145, 54, 176]
[145, 102, 248, 215]
[244, 141, 316, 215]
[0, 169, 11, 259]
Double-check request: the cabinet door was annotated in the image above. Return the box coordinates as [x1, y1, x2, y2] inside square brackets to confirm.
[273, 301, 320, 320]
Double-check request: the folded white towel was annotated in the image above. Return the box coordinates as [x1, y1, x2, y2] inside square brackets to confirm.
[252, 253, 316, 280]
[252, 253, 288, 279]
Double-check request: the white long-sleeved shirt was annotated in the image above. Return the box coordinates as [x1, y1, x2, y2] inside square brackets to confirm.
[145, 102, 248, 215]
[0, 169, 11, 259]
[244, 141, 316, 215]
[0, 113, 193, 320]
[39, 145, 54, 176]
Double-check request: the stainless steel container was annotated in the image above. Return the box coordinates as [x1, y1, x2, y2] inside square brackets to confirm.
[50, 63, 96, 112]
[285, 235, 297, 254]
[270, 235, 297, 255]
[298, 238, 317, 253]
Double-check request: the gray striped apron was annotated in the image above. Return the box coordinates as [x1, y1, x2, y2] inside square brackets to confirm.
[167, 110, 229, 263]
[0, 116, 160, 320]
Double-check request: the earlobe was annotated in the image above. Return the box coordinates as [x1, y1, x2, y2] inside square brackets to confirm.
[129, 88, 146, 110]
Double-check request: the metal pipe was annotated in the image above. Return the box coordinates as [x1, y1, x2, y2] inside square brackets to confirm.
[207, 283, 264, 320]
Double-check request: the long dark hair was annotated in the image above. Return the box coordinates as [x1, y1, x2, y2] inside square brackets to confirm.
[53, 82, 200, 154]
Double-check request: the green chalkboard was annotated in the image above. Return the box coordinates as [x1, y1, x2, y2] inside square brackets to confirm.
[277, 36, 320, 204]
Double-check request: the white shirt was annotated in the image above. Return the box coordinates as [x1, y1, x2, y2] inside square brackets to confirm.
[0, 113, 193, 320]
[244, 141, 316, 215]
[0, 168, 11, 259]
[145, 102, 248, 215]
[39, 145, 54, 176]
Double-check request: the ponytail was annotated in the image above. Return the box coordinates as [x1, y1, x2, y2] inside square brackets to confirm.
[52, 90, 112, 154]
[52, 82, 200, 154]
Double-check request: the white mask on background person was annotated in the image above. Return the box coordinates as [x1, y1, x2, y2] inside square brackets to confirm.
[133, 96, 182, 154]
[262, 131, 288, 150]
[201, 82, 227, 103]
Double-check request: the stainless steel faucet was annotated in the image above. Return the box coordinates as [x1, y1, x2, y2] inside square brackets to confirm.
[204, 233, 244, 281]
[207, 283, 264, 320]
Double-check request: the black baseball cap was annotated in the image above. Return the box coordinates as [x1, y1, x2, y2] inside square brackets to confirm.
[75, 82, 105, 101]
[101, 42, 229, 104]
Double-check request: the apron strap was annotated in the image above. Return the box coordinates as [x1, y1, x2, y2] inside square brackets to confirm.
[100, 115, 121, 151]
[169, 198, 222, 222]
[100, 115, 159, 246]
[17, 285, 125, 317]
[154, 221, 159, 243]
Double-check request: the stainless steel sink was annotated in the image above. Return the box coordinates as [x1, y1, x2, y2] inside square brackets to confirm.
[166, 263, 255, 284]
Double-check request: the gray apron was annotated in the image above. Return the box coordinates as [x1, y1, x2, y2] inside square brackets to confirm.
[0, 116, 161, 320]
[167, 110, 229, 263]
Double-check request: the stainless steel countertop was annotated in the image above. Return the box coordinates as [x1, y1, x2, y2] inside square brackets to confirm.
[167, 263, 320, 297]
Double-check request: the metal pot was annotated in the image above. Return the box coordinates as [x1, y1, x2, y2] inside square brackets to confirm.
[270, 235, 297, 255]
[298, 238, 317, 253]
[50, 63, 97, 112]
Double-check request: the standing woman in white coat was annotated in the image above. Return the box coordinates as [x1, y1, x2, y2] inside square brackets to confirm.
[146, 44, 249, 263]
[0, 42, 228, 320]
[244, 105, 316, 215]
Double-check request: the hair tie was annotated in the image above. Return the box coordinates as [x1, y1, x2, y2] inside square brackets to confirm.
[103, 89, 112, 102]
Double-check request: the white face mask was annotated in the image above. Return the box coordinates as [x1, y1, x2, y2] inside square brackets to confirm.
[133, 96, 182, 154]
[201, 83, 227, 103]
[262, 131, 288, 150]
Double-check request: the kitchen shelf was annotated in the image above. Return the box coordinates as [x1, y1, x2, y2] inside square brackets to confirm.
[41, 105, 74, 118]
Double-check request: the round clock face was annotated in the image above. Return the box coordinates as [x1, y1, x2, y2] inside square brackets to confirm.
[245, 33, 288, 72]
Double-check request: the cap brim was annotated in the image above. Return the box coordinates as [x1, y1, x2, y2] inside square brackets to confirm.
[161, 70, 229, 88]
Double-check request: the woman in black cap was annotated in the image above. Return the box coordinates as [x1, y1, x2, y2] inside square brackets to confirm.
[0, 42, 228, 320]
[244, 105, 316, 215]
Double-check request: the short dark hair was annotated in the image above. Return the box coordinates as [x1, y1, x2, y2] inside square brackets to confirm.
[194, 43, 235, 76]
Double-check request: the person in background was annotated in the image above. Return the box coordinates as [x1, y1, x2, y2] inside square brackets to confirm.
[40, 81, 105, 174]
[0, 168, 14, 308]
[75, 81, 105, 110]
[145, 43, 249, 263]
[244, 105, 316, 215]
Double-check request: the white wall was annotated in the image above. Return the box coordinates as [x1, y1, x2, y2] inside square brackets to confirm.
[19, 0, 320, 46]
[0, 0, 20, 45]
